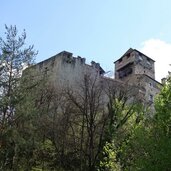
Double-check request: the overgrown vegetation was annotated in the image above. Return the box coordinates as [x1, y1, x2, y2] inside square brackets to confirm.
[1, 25, 171, 171]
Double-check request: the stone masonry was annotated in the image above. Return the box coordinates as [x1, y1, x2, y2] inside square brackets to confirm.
[27, 48, 162, 108]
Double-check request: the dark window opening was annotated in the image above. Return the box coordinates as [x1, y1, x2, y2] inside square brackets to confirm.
[149, 94, 153, 102]
[127, 53, 130, 58]
[119, 58, 123, 63]
[118, 67, 132, 79]
[147, 58, 151, 62]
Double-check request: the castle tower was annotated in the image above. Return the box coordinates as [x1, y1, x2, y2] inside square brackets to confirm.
[114, 48, 162, 107]
[114, 48, 155, 81]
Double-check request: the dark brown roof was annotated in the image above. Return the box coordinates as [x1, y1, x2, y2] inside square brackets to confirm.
[114, 48, 155, 63]
[121, 48, 134, 58]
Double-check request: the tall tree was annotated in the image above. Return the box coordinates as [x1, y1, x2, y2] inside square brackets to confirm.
[0, 25, 37, 170]
[0, 25, 37, 124]
[97, 81, 144, 171]
[63, 73, 107, 171]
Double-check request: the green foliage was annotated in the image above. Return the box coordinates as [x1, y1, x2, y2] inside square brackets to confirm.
[33, 139, 57, 170]
[3, 25, 171, 171]
[0, 25, 37, 170]
[155, 77, 171, 130]
[98, 141, 121, 171]
[119, 76, 171, 170]
[97, 90, 144, 171]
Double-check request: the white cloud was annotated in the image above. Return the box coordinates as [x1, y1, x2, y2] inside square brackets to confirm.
[140, 39, 171, 82]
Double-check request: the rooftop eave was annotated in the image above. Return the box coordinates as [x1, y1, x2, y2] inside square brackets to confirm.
[114, 48, 155, 63]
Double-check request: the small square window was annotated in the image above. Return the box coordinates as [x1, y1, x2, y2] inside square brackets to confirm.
[149, 94, 153, 102]
[149, 82, 152, 87]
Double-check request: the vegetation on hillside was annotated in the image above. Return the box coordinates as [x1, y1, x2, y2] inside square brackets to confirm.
[0, 25, 171, 171]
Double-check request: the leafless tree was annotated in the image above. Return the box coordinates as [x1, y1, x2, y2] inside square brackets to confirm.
[63, 73, 108, 170]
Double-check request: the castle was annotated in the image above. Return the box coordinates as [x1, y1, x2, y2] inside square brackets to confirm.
[30, 48, 162, 108]
[114, 48, 162, 106]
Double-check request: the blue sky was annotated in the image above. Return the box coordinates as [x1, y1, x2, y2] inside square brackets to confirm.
[1, 0, 171, 81]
